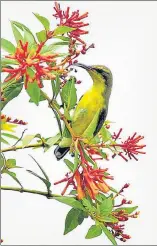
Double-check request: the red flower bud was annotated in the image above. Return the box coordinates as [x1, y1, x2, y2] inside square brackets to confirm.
[122, 234, 131, 239]
[118, 216, 128, 222]
[76, 80, 82, 84]
[81, 50, 86, 54]
[123, 183, 130, 189]
[122, 199, 127, 204]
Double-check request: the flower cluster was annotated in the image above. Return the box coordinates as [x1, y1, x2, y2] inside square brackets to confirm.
[53, 2, 95, 67]
[53, 2, 89, 44]
[106, 183, 140, 243]
[54, 143, 112, 200]
[2, 41, 63, 89]
[112, 129, 146, 161]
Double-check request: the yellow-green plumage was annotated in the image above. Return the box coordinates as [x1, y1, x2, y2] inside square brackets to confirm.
[54, 64, 113, 160]
[72, 70, 106, 137]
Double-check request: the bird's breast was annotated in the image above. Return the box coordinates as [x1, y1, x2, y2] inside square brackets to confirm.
[80, 88, 105, 110]
[72, 88, 105, 136]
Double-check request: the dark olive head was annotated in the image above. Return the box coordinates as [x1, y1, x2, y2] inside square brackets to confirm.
[73, 63, 113, 88]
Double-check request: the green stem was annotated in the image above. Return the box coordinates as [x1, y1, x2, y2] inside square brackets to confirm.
[1, 186, 62, 198]
[1, 142, 43, 153]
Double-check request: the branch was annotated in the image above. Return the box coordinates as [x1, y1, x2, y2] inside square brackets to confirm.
[41, 90, 74, 137]
[1, 142, 43, 153]
[12, 128, 27, 147]
[1, 186, 62, 198]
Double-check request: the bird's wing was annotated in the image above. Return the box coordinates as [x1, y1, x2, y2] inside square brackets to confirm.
[72, 108, 88, 135]
[93, 108, 107, 136]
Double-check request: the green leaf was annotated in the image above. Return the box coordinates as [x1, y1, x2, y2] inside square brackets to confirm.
[54, 197, 85, 211]
[22, 134, 36, 147]
[36, 30, 47, 43]
[100, 127, 112, 142]
[6, 159, 16, 169]
[29, 155, 50, 182]
[1, 83, 23, 110]
[64, 208, 82, 235]
[114, 206, 138, 214]
[51, 75, 60, 99]
[29, 93, 46, 103]
[99, 197, 113, 216]
[69, 189, 77, 196]
[1, 38, 16, 54]
[27, 170, 51, 189]
[82, 198, 95, 212]
[64, 104, 71, 121]
[27, 67, 35, 78]
[52, 41, 69, 46]
[85, 225, 102, 239]
[62, 125, 71, 138]
[40, 42, 67, 54]
[83, 150, 97, 168]
[103, 215, 118, 223]
[96, 194, 106, 203]
[110, 186, 119, 194]
[61, 77, 77, 110]
[24, 29, 35, 46]
[0, 154, 5, 170]
[52, 109, 62, 136]
[33, 13, 50, 31]
[1, 137, 9, 145]
[99, 150, 108, 159]
[26, 82, 40, 105]
[89, 135, 100, 144]
[1, 133, 19, 140]
[11, 21, 35, 41]
[44, 133, 61, 152]
[102, 225, 117, 245]
[54, 36, 70, 41]
[83, 111, 100, 138]
[51, 80, 56, 97]
[53, 26, 75, 36]
[11, 22, 23, 43]
[73, 150, 79, 172]
[1, 58, 19, 65]
[78, 210, 87, 224]
[64, 159, 74, 172]
[55, 75, 60, 98]
[4, 169, 23, 188]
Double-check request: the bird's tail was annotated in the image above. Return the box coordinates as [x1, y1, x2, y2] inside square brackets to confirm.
[54, 145, 70, 160]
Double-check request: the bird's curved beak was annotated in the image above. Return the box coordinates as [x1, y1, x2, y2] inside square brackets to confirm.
[73, 63, 92, 71]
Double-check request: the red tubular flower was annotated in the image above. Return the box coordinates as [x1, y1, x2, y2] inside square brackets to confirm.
[74, 170, 85, 199]
[53, 2, 89, 44]
[2, 40, 60, 89]
[112, 130, 146, 161]
[83, 167, 111, 199]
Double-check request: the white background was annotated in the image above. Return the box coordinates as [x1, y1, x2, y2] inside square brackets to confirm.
[1, 1, 157, 245]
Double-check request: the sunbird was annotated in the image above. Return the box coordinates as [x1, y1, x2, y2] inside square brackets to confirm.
[54, 63, 113, 160]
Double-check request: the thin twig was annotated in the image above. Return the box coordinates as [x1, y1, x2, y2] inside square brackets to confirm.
[12, 128, 27, 147]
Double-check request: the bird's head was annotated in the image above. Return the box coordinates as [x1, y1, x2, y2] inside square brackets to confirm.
[73, 63, 113, 89]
